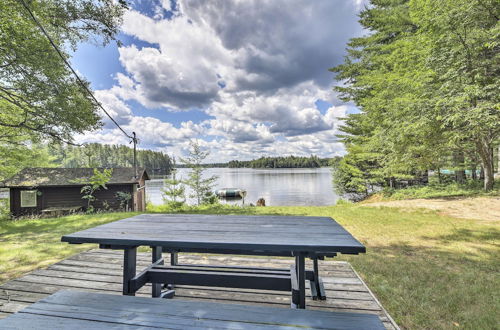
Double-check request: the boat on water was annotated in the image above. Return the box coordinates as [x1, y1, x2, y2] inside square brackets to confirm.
[215, 188, 247, 198]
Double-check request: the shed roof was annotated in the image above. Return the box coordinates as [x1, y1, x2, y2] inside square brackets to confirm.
[0, 168, 149, 188]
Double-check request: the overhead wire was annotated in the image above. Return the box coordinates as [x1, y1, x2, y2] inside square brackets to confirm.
[17, 0, 135, 141]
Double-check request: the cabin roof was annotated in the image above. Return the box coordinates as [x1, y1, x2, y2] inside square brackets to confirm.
[0, 168, 149, 188]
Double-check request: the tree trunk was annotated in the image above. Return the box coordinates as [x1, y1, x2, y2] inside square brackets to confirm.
[422, 170, 429, 185]
[470, 152, 478, 180]
[471, 165, 477, 180]
[389, 177, 396, 189]
[476, 136, 495, 191]
[454, 151, 466, 183]
[498, 145, 500, 175]
[491, 147, 495, 174]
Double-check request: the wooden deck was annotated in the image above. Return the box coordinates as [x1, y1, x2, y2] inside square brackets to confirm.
[0, 249, 399, 329]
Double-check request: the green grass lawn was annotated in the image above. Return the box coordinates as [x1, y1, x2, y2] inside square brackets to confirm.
[1, 204, 498, 329]
[0, 212, 139, 284]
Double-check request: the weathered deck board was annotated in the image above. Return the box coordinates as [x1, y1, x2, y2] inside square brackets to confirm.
[0, 250, 399, 329]
[1, 291, 386, 330]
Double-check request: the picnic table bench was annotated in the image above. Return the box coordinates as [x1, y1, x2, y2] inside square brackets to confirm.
[61, 214, 366, 309]
[0, 290, 385, 329]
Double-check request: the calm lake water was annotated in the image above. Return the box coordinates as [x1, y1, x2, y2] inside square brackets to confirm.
[146, 167, 338, 206]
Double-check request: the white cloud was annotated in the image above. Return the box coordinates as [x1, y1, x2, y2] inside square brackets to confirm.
[117, 9, 232, 109]
[208, 119, 274, 144]
[206, 82, 336, 137]
[82, 0, 365, 161]
[94, 89, 133, 127]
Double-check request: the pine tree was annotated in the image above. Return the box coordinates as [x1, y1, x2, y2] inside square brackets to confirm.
[181, 141, 218, 205]
[330, 0, 499, 192]
[161, 158, 185, 209]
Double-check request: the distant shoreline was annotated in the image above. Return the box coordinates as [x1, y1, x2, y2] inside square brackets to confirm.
[173, 166, 333, 169]
[175, 155, 340, 169]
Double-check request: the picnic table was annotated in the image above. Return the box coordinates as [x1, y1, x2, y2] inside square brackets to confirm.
[61, 214, 366, 309]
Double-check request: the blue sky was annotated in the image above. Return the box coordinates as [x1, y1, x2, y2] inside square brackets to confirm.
[72, 0, 365, 162]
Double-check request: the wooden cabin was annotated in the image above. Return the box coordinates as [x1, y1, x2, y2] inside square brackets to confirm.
[0, 168, 149, 217]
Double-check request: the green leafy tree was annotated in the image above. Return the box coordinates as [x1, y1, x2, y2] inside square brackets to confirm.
[162, 158, 185, 209]
[331, 0, 499, 193]
[0, 0, 126, 185]
[181, 142, 218, 205]
[0, 0, 127, 143]
[410, 0, 500, 190]
[80, 168, 113, 213]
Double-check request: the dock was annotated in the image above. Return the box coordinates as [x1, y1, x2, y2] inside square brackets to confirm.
[0, 249, 398, 329]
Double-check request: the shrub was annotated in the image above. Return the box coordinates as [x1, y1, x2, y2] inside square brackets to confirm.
[0, 198, 10, 220]
[115, 191, 132, 211]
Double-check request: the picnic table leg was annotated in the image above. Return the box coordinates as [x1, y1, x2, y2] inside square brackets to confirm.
[152, 246, 163, 297]
[165, 252, 178, 290]
[311, 257, 326, 300]
[170, 252, 178, 266]
[123, 247, 137, 296]
[295, 254, 306, 309]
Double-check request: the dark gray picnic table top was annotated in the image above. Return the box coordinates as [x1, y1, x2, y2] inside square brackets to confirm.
[0, 290, 385, 329]
[61, 214, 365, 255]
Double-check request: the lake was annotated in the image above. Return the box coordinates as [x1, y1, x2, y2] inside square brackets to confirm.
[146, 167, 338, 206]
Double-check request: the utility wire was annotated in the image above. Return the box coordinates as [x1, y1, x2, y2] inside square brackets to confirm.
[17, 0, 134, 140]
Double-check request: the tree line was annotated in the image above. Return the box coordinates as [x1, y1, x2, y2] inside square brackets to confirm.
[0, 142, 173, 182]
[49, 143, 173, 175]
[331, 0, 499, 196]
[227, 156, 336, 168]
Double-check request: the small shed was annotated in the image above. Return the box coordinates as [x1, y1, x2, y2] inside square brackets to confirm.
[0, 168, 149, 217]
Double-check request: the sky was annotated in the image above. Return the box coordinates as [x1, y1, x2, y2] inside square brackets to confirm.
[72, 0, 367, 163]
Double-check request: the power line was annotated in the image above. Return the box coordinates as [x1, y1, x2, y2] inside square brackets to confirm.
[17, 0, 133, 141]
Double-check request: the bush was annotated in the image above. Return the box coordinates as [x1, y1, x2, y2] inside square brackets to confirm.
[202, 192, 219, 205]
[115, 191, 132, 211]
[0, 198, 9, 220]
[335, 199, 354, 206]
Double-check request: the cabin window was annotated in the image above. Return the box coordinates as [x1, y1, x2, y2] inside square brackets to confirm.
[20, 190, 37, 208]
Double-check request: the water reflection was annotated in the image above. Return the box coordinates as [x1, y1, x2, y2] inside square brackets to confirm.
[146, 168, 337, 206]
